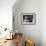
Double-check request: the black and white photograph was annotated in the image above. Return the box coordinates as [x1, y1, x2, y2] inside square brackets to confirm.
[21, 13, 36, 25]
[23, 15, 33, 22]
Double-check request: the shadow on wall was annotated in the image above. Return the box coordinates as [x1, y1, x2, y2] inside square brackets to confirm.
[12, 0, 24, 10]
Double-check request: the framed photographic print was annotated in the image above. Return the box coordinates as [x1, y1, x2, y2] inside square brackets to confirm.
[21, 13, 36, 25]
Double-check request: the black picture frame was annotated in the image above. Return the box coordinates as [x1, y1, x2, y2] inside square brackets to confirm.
[21, 13, 36, 25]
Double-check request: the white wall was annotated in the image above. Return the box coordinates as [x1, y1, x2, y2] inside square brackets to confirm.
[0, 0, 16, 29]
[41, 0, 46, 46]
[13, 0, 41, 46]
[13, 0, 46, 46]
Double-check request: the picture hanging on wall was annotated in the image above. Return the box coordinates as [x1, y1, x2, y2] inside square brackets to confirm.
[21, 13, 36, 25]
